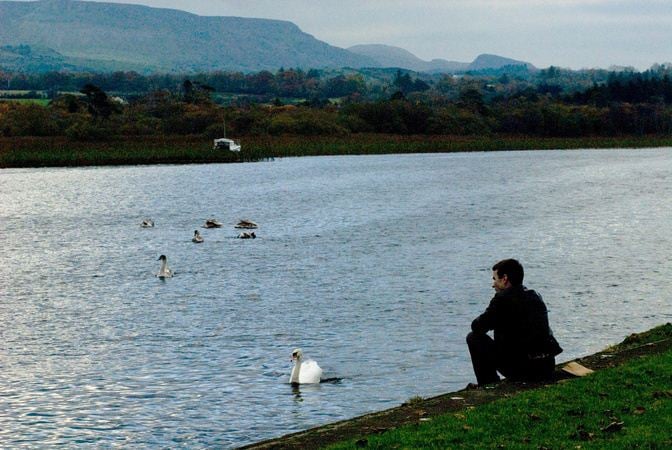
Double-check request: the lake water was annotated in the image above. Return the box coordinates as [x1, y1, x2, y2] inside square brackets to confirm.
[1, 149, 671, 448]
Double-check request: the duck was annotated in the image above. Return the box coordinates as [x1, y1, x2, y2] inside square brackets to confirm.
[235, 219, 258, 229]
[203, 218, 223, 228]
[141, 219, 155, 228]
[289, 348, 323, 385]
[238, 231, 256, 239]
[156, 254, 173, 278]
[192, 230, 204, 243]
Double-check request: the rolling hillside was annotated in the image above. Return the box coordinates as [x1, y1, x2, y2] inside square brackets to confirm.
[0, 0, 375, 72]
[0, 0, 536, 74]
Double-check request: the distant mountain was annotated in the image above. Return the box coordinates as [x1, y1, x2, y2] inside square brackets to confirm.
[467, 54, 536, 71]
[347, 44, 468, 73]
[0, 0, 376, 73]
[348, 44, 534, 73]
[0, 0, 536, 75]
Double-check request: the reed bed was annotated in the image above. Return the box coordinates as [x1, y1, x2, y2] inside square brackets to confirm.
[2, 134, 672, 168]
[0, 136, 236, 168]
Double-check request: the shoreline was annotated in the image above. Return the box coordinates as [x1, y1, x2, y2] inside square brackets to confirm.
[2, 134, 672, 169]
[241, 324, 672, 449]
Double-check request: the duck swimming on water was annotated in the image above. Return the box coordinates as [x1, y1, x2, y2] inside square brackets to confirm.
[141, 219, 155, 228]
[235, 219, 258, 229]
[203, 218, 223, 228]
[192, 230, 204, 243]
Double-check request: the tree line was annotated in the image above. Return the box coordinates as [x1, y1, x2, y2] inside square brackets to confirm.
[1, 64, 672, 139]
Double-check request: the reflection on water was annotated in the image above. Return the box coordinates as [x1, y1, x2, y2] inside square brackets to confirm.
[1, 149, 671, 447]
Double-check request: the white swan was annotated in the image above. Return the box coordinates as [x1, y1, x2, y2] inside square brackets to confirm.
[192, 230, 204, 243]
[289, 348, 323, 384]
[141, 219, 154, 228]
[204, 218, 223, 228]
[156, 254, 173, 278]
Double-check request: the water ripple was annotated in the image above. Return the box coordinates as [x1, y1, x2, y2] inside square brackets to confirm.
[1, 149, 671, 447]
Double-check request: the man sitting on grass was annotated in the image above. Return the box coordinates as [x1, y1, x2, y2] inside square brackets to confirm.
[467, 258, 562, 387]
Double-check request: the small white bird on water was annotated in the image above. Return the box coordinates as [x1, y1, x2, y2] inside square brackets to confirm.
[192, 230, 204, 243]
[156, 254, 173, 278]
[141, 219, 154, 228]
[289, 348, 323, 385]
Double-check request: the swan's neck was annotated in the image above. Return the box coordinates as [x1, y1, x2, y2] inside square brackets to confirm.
[290, 358, 301, 384]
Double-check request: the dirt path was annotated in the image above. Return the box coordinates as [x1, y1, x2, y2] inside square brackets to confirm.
[241, 335, 672, 449]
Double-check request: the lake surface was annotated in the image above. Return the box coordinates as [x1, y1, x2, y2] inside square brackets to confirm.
[1, 149, 671, 448]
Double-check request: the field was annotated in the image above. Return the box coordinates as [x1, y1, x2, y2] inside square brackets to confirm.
[0, 98, 50, 105]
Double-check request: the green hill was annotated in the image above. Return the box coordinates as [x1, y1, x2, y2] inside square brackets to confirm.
[0, 0, 375, 73]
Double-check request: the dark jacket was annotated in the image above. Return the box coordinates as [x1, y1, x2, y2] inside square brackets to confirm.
[471, 285, 561, 361]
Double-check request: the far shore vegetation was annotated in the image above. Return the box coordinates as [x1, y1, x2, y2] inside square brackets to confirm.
[3, 134, 672, 169]
[2, 65, 672, 168]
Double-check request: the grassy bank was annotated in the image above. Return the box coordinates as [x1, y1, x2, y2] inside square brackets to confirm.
[2, 134, 672, 168]
[243, 324, 672, 449]
[329, 324, 672, 449]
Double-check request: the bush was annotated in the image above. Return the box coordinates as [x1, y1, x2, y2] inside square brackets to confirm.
[2, 103, 60, 136]
[268, 110, 348, 136]
[65, 118, 108, 141]
[118, 117, 162, 136]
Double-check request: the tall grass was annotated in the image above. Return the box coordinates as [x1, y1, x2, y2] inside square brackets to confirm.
[0, 136, 238, 168]
[2, 134, 672, 168]
[243, 134, 672, 159]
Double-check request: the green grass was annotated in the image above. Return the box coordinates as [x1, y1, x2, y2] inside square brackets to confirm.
[611, 323, 672, 351]
[329, 325, 672, 449]
[0, 98, 50, 105]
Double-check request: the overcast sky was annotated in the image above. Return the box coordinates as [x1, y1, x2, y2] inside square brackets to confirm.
[24, 1, 672, 70]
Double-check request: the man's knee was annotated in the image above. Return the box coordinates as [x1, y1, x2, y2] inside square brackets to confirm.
[466, 331, 489, 346]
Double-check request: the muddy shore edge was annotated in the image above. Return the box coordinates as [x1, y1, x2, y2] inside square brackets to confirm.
[241, 325, 672, 449]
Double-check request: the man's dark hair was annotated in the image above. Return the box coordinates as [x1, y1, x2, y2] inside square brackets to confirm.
[492, 259, 524, 286]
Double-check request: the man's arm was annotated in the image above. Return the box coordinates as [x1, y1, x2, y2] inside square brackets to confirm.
[471, 297, 499, 334]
